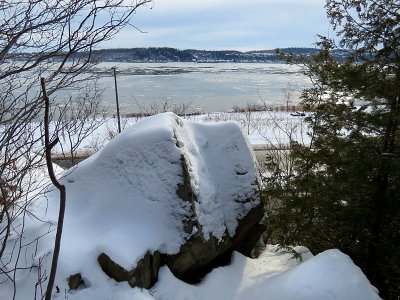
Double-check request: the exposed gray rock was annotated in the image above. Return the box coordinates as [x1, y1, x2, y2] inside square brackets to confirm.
[165, 153, 265, 282]
[68, 273, 85, 290]
[98, 251, 161, 289]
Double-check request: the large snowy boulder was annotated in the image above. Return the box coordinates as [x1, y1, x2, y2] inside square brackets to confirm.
[57, 112, 262, 289]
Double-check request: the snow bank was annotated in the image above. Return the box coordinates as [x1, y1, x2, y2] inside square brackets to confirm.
[154, 247, 380, 300]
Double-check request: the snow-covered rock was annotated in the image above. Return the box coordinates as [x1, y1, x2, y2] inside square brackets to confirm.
[52, 112, 261, 290]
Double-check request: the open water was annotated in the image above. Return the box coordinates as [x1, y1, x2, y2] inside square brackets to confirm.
[79, 62, 311, 113]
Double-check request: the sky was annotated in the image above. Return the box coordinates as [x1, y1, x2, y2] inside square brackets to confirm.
[101, 0, 332, 51]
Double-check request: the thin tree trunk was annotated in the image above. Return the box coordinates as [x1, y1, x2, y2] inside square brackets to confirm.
[41, 78, 66, 300]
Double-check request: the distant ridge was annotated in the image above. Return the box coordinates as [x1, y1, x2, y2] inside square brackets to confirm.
[89, 47, 348, 63]
[9, 47, 349, 63]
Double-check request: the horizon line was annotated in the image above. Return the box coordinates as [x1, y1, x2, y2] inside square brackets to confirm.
[93, 46, 320, 52]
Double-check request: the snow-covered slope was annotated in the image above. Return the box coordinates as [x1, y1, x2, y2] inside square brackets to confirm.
[0, 113, 380, 300]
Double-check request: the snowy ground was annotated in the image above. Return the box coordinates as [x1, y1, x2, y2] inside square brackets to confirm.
[50, 110, 312, 158]
[0, 112, 381, 300]
[153, 246, 380, 300]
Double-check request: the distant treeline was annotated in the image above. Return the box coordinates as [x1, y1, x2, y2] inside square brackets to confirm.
[93, 47, 289, 63]
[91, 47, 349, 63]
[10, 47, 349, 63]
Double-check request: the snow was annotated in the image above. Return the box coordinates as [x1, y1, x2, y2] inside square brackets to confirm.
[0, 113, 381, 300]
[56, 113, 259, 270]
[153, 247, 380, 300]
[46, 110, 311, 156]
[173, 118, 259, 239]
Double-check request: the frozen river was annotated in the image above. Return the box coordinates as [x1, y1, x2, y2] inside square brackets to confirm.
[84, 62, 310, 113]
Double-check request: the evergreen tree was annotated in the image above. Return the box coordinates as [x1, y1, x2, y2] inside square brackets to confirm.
[263, 1, 400, 298]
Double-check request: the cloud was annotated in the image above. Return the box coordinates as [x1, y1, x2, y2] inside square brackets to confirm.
[100, 0, 330, 50]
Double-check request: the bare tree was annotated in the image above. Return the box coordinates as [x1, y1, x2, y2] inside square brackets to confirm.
[0, 0, 152, 298]
[41, 77, 66, 300]
[259, 73, 326, 247]
[105, 117, 131, 141]
[281, 82, 297, 112]
[56, 81, 108, 167]
[134, 96, 194, 116]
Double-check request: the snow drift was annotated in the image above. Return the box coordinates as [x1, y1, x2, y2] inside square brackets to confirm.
[154, 247, 381, 300]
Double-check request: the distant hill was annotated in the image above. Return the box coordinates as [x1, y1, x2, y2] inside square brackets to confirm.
[10, 47, 349, 63]
[88, 47, 348, 63]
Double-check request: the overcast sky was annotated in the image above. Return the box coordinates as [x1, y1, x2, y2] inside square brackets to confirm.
[102, 0, 331, 51]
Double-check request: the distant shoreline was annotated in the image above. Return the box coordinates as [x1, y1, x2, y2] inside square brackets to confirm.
[11, 47, 349, 64]
[90, 47, 318, 63]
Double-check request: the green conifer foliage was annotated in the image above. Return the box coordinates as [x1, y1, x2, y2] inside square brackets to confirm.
[263, 1, 400, 298]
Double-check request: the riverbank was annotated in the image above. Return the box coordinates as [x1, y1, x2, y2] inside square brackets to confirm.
[51, 110, 310, 169]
